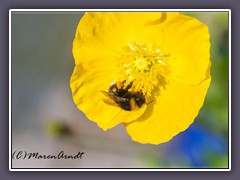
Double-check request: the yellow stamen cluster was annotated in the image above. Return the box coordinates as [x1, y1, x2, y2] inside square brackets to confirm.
[117, 41, 169, 97]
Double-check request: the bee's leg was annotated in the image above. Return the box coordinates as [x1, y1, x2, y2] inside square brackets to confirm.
[125, 81, 133, 90]
[146, 99, 154, 105]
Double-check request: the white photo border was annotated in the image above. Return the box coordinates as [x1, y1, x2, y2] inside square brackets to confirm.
[9, 9, 231, 171]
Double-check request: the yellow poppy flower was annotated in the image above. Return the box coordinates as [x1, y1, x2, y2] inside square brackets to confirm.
[70, 12, 211, 145]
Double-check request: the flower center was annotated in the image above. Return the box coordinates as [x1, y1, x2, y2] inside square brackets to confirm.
[117, 41, 169, 97]
[133, 56, 152, 73]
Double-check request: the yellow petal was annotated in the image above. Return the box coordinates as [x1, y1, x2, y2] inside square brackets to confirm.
[124, 76, 211, 145]
[72, 12, 132, 63]
[70, 61, 147, 131]
[146, 12, 210, 85]
[73, 12, 169, 65]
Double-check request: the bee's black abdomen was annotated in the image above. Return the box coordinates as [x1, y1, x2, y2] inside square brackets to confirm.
[119, 101, 132, 111]
[134, 91, 145, 107]
[135, 97, 145, 107]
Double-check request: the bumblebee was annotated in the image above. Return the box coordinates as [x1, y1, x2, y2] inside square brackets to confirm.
[101, 81, 149, 111]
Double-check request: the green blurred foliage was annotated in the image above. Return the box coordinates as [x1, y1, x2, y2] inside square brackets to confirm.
[205, 153, 228, 168]
[45, 119, 71, 137]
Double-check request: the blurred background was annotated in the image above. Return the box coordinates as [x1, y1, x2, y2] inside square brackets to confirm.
[11, 11, 229, 168]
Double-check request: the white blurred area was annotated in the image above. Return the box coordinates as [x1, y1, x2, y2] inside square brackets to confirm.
[11, 12, 158, 168]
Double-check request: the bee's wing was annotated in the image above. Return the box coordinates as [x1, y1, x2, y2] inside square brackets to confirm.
[101, 91, 129, 102]
[101, 91, 114, 99]
[101, 91, 120, 107]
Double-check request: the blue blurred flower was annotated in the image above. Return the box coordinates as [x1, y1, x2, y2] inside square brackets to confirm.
[159, 123, 228, 167]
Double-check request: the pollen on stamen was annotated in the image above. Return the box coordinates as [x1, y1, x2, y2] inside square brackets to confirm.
[117, 41, 170, 97]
